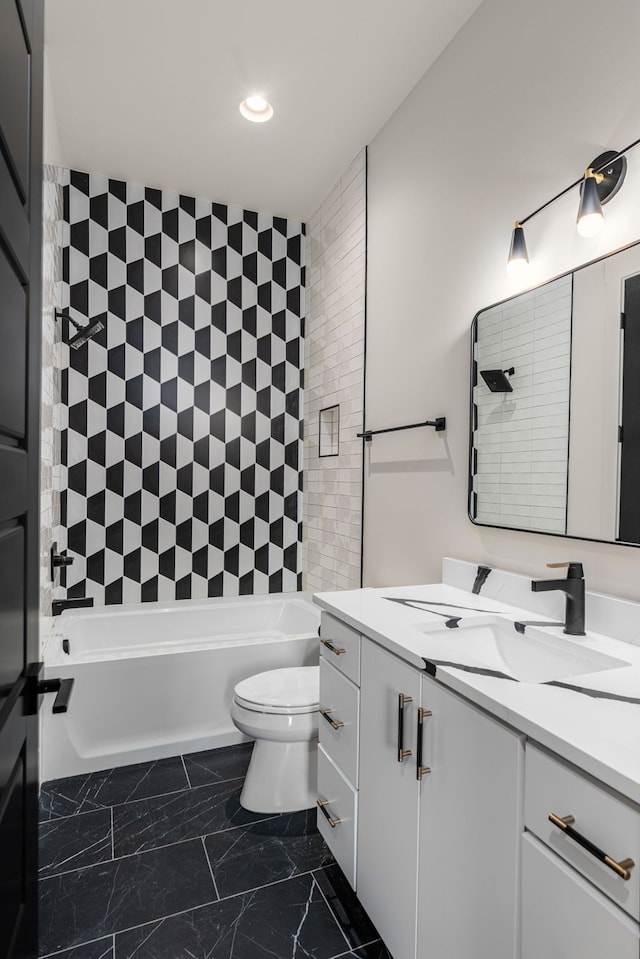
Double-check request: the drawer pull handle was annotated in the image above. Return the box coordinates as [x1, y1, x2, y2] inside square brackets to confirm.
[416, 707, 433, 781]
[317, 798, 343, 828]
[548, 813, 635, 881]
[319, 707, 345, 730]
[397, 693, 413, 762]
[320, 639, 346, 656]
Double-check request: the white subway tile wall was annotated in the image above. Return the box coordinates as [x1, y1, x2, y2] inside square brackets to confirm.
[473, 274, 572, 533]
[40, 164, 65, 632]
[303, 151, 366, 592]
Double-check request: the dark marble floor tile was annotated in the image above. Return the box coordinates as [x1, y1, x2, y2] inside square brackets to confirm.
[40, 937, 114, 959]
[39, 809, 112, 879]
[314, 865, 381, 952]
[344, 942, 393, 958]
[40, 758, 189, 820]
[183, 743, 253, 788]
[113, 779, 274, 856]
[204, 808, 334, 897]
[115, 873, 349, 959]
[39, 838, 216, 956]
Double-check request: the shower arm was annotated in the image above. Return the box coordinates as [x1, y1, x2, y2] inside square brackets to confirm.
[55, 309, 85, 331]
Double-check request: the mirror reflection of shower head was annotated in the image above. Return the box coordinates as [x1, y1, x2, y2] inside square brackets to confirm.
[55, 310, 105, 350]
[480, 367, 515, 392]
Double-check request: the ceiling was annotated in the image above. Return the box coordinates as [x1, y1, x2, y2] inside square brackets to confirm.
[45, 0, 481, 221]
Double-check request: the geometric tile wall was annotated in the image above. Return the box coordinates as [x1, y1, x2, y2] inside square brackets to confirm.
[61, 170, 304, 605]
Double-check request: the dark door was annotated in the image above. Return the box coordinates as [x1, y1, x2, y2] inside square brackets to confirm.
[0, 1, 44, 957]
[618, 273, 640, 544]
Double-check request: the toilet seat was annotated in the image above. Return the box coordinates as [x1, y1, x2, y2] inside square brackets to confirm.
[233, 666, 319, 715]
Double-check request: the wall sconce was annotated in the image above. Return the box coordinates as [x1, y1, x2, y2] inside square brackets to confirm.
[480, 367, 515, 392]
[507, 142, 638, 271]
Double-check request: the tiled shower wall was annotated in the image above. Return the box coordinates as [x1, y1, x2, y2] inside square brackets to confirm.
[303, 150, 366, 592]
[40, 163, 64, 630]
[472, 274, 572, 533]
[62, 171, 304, 605]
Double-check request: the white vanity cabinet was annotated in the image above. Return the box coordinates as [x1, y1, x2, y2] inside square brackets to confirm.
[316, 612, 361, 887]
[416, 671, 523, 959]
[521, 834, 640, 958]
[521, 743, 640, 958]
[357, 637, 422, 959]
[357, 637, 523, 959]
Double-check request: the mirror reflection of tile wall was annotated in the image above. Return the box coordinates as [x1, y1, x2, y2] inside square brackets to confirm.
[473, 274, 572, 533]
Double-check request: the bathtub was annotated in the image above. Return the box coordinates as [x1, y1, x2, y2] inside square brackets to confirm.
[41, 593, 320, 781]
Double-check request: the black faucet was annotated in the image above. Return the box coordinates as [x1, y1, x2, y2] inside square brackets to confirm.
[531, 562, 586, 636]
[52, 597, 94, 617]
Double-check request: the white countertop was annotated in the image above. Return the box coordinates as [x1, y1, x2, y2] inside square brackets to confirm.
[313, 581, 640, 803]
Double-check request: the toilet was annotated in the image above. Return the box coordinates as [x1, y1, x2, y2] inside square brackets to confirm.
[230, 665, 319, 813]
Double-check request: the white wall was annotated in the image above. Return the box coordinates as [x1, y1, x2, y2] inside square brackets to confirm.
[303, 150, 366, 591]
[364, 0, 640, 600]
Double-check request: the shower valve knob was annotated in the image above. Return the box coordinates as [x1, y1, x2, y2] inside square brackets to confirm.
[50, 543, 74, 581]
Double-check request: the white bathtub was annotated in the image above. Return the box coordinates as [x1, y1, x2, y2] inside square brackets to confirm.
[41, 593, 320, 781]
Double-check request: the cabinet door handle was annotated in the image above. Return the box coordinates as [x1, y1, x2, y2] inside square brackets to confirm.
[397, 693, 413, 762]
[548, 813, 635, 881]
[319, 707, 345, 730]
[320, 639, 346, 656]
[317, 798, 343, 828]
[416, 707, 432, 781]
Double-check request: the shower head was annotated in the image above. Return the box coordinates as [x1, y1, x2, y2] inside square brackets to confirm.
[55, 310, 105, 350]
[68, 318, 105, 350]
[480, 367, 515, 392]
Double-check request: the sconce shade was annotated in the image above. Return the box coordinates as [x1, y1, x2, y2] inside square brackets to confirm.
[507, 221, 529, 273]
[576, 170, 604, 237]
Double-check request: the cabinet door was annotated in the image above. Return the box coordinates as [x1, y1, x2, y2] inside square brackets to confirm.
[522, 833, 640, 958]
[417, 675, 523, 959]
[357, 639, 421, 959]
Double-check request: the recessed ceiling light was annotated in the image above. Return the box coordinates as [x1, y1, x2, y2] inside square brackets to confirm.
[239, 96, 273, 123]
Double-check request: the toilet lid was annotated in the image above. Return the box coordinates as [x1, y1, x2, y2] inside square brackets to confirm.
[234, 666, 319, 714]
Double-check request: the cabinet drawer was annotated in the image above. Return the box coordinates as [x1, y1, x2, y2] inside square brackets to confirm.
[522, 833, 640, 959]
[319, 658, 359, 786]
[320, 612, 361, 685]
[317, 744, 357, 889]
[525, 743, 640, 920]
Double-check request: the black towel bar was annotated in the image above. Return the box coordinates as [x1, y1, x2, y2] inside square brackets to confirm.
[357, 417, 446, 440]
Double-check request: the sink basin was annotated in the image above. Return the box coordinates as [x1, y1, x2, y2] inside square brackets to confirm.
[413, 617, 630, 684]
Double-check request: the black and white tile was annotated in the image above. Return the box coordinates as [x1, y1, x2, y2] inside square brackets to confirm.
[61, 170, 304, 605]
[38, 744, 390, 959]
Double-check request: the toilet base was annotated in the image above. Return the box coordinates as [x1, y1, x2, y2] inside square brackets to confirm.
[240, 738, 318, 813]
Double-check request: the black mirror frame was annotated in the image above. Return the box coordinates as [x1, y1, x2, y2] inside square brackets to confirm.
[468, 235, 640, 550]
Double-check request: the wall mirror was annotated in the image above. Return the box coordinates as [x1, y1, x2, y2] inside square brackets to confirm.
[469, 239, 640, 546]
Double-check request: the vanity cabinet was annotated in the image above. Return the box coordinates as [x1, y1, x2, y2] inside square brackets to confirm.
[521, 743, 640, 957]
[317, 612, 361, 887]
[521, 834, 640, 958]
[357, 638, 422, 959]
[317, 600, 640, 959]
[357, 637, 523, 959]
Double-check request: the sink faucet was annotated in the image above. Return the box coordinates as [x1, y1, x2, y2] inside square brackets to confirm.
[531, 562, 586, 636]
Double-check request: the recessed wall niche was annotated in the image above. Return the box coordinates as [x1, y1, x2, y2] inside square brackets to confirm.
[61, 169, 305, 605]
[318, 405, 340, 457]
